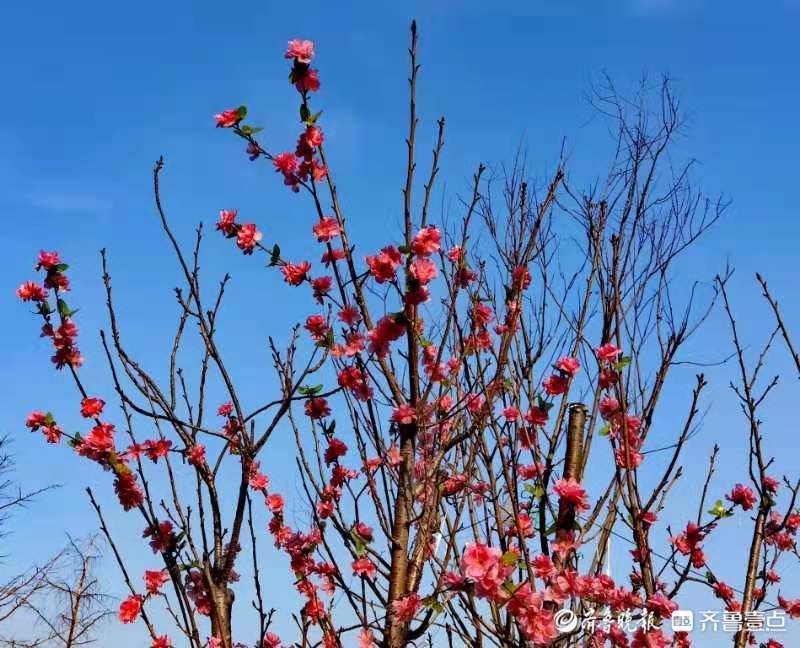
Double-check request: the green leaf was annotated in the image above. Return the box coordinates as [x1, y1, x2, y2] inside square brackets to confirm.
[708, 499, 728, 518]
[598, 423, 611, 437]
[298, 384, 323, 396]
[53, 263, 69, 272]
[705, 570, 717, 584]
[354, 538, 366, 557]
[423, 597, 444, 614]
[57, 299, 72, 318]
[397, 245, 411, 255]
[524, 483, 545, 498]
[38, 301, 53, 316]
[308, 110, 323, 124]
[615, 356, 632, 370]
[236, 105, 248, 119]
[501, 551, 519, 567]
[268, 244, 281, 267]
[300, 105, 310, 122]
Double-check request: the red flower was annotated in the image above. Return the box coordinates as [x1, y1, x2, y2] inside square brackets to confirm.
[542, 374, 568, 396]
[152, 636, 172, 648]
[367, 316, 405, 358]
[311, 276, 332, 303]
[599, 396, 619, 420]
[187, 444, 206, 467]
[409, 258, 438, 284]
[218, 402, 233, 417]
[25, 411, 49, 430]
[338, 305, 361, 326]
[266, 493, 284, 514]
[354, 522, 373, 542]
[313, 217, 340, 242]
[118, 594, 143, 623]
[295, 68, 320, 93]
[727, 483, 758, 510]
[144, 569, 169, 594]
[555, 356, 580, 376]
[236, 223, 262, 254]
[324, 438, 348, 465]
[525, 407, 548, 427]
[114, 472, 144, 511]
[352, 557, 377, 580]
[281, 261, 311, 286]
[304, 315, 330, 343]
[261, 633, 282, 648]
[16, 281, 48, 302]
[144, 520, 176, 554]
[304, 397, 330, 419]
[80, 397, 105, 418]
[392, 593, 421, 623]
[273, 152, 299, 175]
[411, 226, 441, 256]
[322, 248, 345, 265]
[216, 209, 237, 236]
[390, 404, 416, 425]
[35, 251, 61, 271]
[366, 246, 402, 283]
[552, 478, 590, 512]
[214, 109, 241, 128]
[596, 342, 622, 362]
[285, 39, 315, 63]
[143, 439, 172, 463]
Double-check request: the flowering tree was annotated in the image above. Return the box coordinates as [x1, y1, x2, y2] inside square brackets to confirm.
[14, 22, 800, 648]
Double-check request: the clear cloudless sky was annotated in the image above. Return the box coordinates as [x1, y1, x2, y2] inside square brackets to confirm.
[1, 0, 799, 645]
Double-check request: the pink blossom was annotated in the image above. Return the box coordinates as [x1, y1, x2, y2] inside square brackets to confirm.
[366, 246, 402, 283]
[542, 373, 569, 396]
[285, 39, 315, 63]
[313, 217, 340, 242]
[16, 281, 48, 302]
[357, 628, 376, 648]
[553, 478, 590, 512]
[727, 483, 758, 510]
[324, 438, 348, 465]
[304, 397, 330, 419]
[352, 557, 377, 580]
[217, 209, 237, 236]
[281, 261, 311, 286]
[391, 592, 421, 623]
[391, 404, 416, 425]
[555, 356, 580, 376]
[502, 406, 520, 422]
[273, 152, 299, 175]
[525, 406, 548, 427]
[80, 397, 105, 418]
[266, 493, 284, 514]
[236, 223, 262, 254]
[118, 594, 143, 624]
[187, 444, 206, 467]
[214, 109, 241, 128]
[411, 226, 441, 256]
[596, 342, 622, 362]
[145, 569, 169, 594]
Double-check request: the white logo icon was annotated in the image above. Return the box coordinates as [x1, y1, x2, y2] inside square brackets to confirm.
[671, 610, 694, 632]
[554, 609, 579, 633]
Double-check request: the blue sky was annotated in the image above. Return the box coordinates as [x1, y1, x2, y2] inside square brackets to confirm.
[2, 1, 800, 645]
